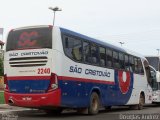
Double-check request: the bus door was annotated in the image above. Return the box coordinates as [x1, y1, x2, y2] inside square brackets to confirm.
[149, 66, 158, 90]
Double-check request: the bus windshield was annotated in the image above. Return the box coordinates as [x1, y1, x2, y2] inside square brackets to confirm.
[146, 57, 159, 71]
[152, 82, 160, 91]
[6, 27, 52, 51]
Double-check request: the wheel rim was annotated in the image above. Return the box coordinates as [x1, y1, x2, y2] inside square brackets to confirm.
[92, 97, 98, 111]
[89, 92, 100, 115]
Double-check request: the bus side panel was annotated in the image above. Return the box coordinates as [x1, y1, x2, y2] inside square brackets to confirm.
[54, 27, 151, 108]
[126, 74, 144, 104]
[56, 55, 136, 107]
[58, 79, 118, 108]
[58, 70, 135, 108]
[58, 80, 89, 108]
[114, 70, 134, 105]
[126, 73, 152, 105]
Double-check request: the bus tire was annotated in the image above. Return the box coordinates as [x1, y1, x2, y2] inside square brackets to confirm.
[77, 108, 88, 114]
[138, 93, 145, 110]
[88, 92, 100, 115]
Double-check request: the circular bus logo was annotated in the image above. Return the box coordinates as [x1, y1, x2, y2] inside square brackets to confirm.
[118, 71, 131, 94]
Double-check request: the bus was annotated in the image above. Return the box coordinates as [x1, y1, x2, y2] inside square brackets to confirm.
[146, 56, 160, 103]
[4, 25, 153, 115]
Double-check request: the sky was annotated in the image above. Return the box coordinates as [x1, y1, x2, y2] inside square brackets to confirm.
[1, 0, 160, 56]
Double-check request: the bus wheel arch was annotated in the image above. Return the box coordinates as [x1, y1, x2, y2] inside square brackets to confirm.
[130, 91, 145, 110]
[88, 89, 101, 115]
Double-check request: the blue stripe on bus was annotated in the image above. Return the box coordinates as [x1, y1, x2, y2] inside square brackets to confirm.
[7, 71, 133, 108]
[8, 80, 50, 93]
[59, 71, 134, 108]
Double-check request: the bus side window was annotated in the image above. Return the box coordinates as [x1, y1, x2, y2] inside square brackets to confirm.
[99, 47, 106, 66]
[63, 36, 82, 61]
[134, 58, 138, 73]
[113, 51, 119, 69]
[91, 44, 99, 65]
[83, 41, 91, 63]
[64, 36, 74, 58]
[106, 49, 113, 68]
[129, 56, 134, 72]
[119, 52, 125, 69]
[138, 58, 144, 74]
[124, 54, 130, 71]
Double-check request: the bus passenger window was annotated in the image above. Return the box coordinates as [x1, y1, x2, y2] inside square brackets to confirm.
[113, 51, 119, 69]
[99, 47, 106, 66]
[125, 55, 129, 71]
[64, 36, 73, 58]
[106, 49, 113, 68]
[83, 42, 91, 63]
[63, 36, 82, 61]
[138, 58, 144, 74]
[119, 52, 125, 69]
[134, 58, 138, 73]
[91, 44, 99, 65]
[129, 56, 135, 72]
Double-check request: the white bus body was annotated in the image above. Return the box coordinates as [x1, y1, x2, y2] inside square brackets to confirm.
[4, 26, 152, 114]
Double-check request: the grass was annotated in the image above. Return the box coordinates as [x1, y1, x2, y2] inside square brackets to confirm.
[0, 91, 5, 104]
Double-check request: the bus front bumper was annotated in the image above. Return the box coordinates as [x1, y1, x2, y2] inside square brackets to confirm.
[4, 89, 61, 108]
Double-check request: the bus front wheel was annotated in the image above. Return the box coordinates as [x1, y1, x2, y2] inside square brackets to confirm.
[88, 92, 100, 115]
[138, 94, 145, 110]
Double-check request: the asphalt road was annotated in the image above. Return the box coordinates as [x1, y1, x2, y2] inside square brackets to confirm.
[0, 104, 160, 120]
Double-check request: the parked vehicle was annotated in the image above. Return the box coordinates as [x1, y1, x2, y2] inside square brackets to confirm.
[4, 26, 152, 114]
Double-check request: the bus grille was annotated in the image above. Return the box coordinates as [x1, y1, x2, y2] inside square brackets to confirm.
[9, 57, 48, 67]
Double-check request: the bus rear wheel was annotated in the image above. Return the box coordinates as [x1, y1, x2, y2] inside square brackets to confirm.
[88, 92, 100, 115]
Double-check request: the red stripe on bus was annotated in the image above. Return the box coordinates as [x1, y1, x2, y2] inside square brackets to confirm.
[7, 75, 115, 85]
[7, 76, 50, 80]
[58, 76, 115, 85]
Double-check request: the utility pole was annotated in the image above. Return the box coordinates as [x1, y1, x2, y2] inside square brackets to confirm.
[157, 49, 160, 55]
[49, 6, 62, 26]
[119, 42, 124, 47]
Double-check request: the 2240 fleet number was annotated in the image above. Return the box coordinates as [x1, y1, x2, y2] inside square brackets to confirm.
[38, 68, 50, 74]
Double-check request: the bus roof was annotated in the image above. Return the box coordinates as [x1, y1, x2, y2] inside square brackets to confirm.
[60, 27, 125, 52]
[7, 25, 146, 60]
[10, 25, 51, 31]
[60, 27, 145, 60]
